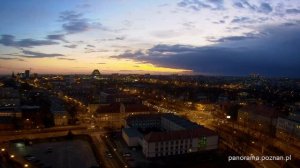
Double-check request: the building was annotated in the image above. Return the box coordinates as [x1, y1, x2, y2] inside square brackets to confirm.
[99, 89, 139, 104]
[122, 114, 218, 158]
[276, 110, 300, 139]
[0, 87, 21, 130]
[0, 107, 22, 130]
[238, 105, 278, 135]
[51, 97, 68, 126]
[122, 128, 143, 146]
[25, 70, 30, 79]
[91, 69, 101, 79]
[95, 102, 156, 128]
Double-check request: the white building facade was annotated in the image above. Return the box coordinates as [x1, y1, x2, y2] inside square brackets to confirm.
[122, 114, 218, 158]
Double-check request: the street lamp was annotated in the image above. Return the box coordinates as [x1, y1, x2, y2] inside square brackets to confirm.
[1, 148, 5, 152]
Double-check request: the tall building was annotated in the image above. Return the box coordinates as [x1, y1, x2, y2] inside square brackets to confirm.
[25, 70, 30, 79]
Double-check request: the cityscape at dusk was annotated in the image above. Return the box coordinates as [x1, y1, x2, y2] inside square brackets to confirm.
[1, 0, 300, 168]
[0, 0, 300, 76]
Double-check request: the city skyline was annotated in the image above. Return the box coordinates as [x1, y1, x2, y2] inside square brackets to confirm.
[1, 0, 300, 77]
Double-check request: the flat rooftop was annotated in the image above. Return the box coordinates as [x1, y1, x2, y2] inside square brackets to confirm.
[162, 114, 202, 129]
[123, 128, 143, 138]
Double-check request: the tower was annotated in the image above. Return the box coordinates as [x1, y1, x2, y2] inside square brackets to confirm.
[25, 70, 30, 79]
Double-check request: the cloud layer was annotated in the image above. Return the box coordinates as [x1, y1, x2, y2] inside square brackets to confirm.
[59, 10, 106, 34]
[113, 24, 300, 77]
[0, 35, 58, 48]
[21, 50, 64, 58]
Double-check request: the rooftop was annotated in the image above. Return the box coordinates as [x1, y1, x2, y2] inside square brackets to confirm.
[162, 114, 202, 129]
[240, 105, 278, 118]
[144, 127, 217, 142]
[123, 128, 143, 138]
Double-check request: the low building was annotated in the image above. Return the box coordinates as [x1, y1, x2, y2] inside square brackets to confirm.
[51, 97, 68, 126]
[238, 105, 278, 135]
[122, 128, 143, 147]
[276, 110, 300, 139]
[53, 112, 69, 126]
[122, 114, 218, 158]
[0, 87, 21, 130]
[0, 107, 22, 130]
[96, 102, 156, 128]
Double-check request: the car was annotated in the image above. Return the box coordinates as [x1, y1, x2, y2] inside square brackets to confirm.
[45, 147, 53, 153]
[105, 151, 112, 158]
[24, 155, 36, 161]
[122, 152, 131, 157]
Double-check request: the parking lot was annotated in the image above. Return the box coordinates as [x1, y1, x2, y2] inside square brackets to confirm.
[10, 139, 99, 168]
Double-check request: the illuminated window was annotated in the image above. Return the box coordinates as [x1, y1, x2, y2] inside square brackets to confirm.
[198, 137, 207, 148]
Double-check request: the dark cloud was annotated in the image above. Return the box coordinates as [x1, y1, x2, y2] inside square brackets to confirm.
[85, 48, 109, 53]
[59, 11, 83, 22]
[20, 50, 64, 58]
[57, 58, 76, 61]
[231, 17, 251, 23]
[258, 3, 272, 14]
[233, 2, 244, 8]
[283, 22, 298, 27]
[47, 34, 68, 42]
[231, 16, 269, 25]
[112, 25, 300, 77]
[115, 36, 125, 40]
[97, 36, 126, 42]
[212, 20, 225, 24]
[0, 57, 24, 61]
[59, 10, 106, 34]
[62, 20, 90, 33]
[233, 1, 272, 14]
[177, 0, 224, 11]
[208, 32, 258, 42]
[87, 44, 95, 48]
[63, 44, 77, 48]
[97, 62, 106, 64]
[286, 8, 300, 14]
[0, 34, 58, 48]
[182, 22, 196, 29]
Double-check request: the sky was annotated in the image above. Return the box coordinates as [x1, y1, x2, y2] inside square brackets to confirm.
[0, 0, 300, 77]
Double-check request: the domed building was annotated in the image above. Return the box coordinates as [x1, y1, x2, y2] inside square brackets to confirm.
[91, 69, 101, 79]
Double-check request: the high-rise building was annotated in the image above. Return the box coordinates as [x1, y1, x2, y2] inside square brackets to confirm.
[25, 70, 30, 79]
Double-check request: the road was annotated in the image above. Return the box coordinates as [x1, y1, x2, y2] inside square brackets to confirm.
[90, 133, 121, 168]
